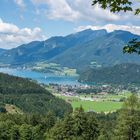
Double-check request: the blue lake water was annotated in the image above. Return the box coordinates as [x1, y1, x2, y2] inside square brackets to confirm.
[0, 68, 81, 85]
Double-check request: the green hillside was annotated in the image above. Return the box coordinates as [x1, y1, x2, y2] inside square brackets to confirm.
[0, 73, 72, 117]
[79, 63, 140, 85]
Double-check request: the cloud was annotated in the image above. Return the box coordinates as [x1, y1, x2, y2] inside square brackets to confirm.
[45, 0, 81, 21]
[0, 19, 19, 34]
[68, 0, 119, 22]
[31, 0, 120, 22]
[14, 0, 25, 9]
[0, 18, 45, 49]
[75, 24, 140, 35]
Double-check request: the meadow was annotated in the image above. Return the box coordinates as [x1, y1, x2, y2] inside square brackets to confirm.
[71, 100, 123, 112]
[55, 92, 132, 112]
[31, 62, 78, 76]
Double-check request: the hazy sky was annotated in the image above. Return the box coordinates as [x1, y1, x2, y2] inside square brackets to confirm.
[0, 0, 140, 49]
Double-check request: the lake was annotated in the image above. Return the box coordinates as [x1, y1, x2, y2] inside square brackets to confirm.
[0, 68, 81, 85]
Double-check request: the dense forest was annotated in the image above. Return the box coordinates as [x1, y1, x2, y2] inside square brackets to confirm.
[0, 94, 140, 140]
[79, 63, 140, 85]
[0, 73, 72, 117]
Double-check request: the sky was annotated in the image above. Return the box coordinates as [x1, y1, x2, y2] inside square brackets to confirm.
[0, 0, 140, 49]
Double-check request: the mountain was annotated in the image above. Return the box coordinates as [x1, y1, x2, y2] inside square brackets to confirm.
[50, 30, 140, 70]
[79, 63, 140, 85]
[0, 29, 107, 66]
[0, 72, 72, 116]
[0, 48, 6, 55]
[0, 29, 140, 70]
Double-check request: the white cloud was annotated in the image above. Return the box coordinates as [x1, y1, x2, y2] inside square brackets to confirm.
[68, 0, 119, 22]
[0, 19, 19, 34]
[0, 18, 45, 49]
[45, 0, 81, 21]
[31, 0, 120, 22]
[14, 0, 25, 9]
[75, 24, 140, 35]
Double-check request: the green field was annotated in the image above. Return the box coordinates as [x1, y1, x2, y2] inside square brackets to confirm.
[71, 100, 123, 112]
[56, 94, 124, 112]
[31, 62, 78, 76]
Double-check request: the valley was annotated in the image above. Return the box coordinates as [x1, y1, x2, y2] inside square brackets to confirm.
[0, 27, 140, 140]
[1, 63, 140, 114]
[46, 83, 139, 112]
[55, 94, 124, 112]
[1, 0, 140, 139]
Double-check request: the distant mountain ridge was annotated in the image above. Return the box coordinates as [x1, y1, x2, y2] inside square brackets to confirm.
[50, 30, 140, 70]
[0, 29, 140, 70]
[0, 48, 6, 55]
[0, 29, 107, 66]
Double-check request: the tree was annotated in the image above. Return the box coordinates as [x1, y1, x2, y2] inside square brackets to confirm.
[0, 120, 14, 140]
[123, 39, 140, 54]
[41, 111, 56, 131]
[48, 106, 99, 140]
[114, 95, 140, 140]
[47, 114, 76, 140]
[0, 107, 7, 113]
[82, 113, 99, 139]
[32, 126, 42, 140]
[19, 124, 33, 140]
[92, 0, 140, 55]
[10, 125, 20, 140]
[92, 0, 140, 15]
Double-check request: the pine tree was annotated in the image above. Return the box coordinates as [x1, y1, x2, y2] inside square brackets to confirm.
[10, 125, 20, 140]
[114, 95, 140, 140]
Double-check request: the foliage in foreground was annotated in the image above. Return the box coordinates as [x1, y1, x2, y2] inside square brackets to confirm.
[92, 0, 140, 55]
[92, 0, 140, 15]
[0, 95, 140, 140]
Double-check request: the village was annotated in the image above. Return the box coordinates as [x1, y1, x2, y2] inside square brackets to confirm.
[46, 83, 139, 103]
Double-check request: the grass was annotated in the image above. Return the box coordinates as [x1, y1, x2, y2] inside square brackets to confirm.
[32, 62, 78, 76]
[54, 91, 133, 112]
[63, 67, 77, 76]
[5, 104, 23, 114]
[71, 100, 123, 112]
[56, 94, 124, 112]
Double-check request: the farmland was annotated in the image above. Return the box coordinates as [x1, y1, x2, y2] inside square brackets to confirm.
[54, 92, 132, 112]
[31, 61, 78, 76]
[71, 101, 122, 112]
[46, 83, 140, 113]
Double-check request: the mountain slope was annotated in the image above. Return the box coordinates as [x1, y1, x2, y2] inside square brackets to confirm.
[0, 73, 72, 116]
[50, 30, 140, 70]
[0, 29, 107, 66]
[79, 63, 140, 85]
[0, 48, 6, 55]
[0, 29, 140, 71]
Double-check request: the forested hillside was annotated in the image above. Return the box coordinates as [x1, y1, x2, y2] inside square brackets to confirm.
[0, 73, 72, 117]
[0, 95, 140, 140]
[0, 72, 49, 94]
[79, 63, 140, 85]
